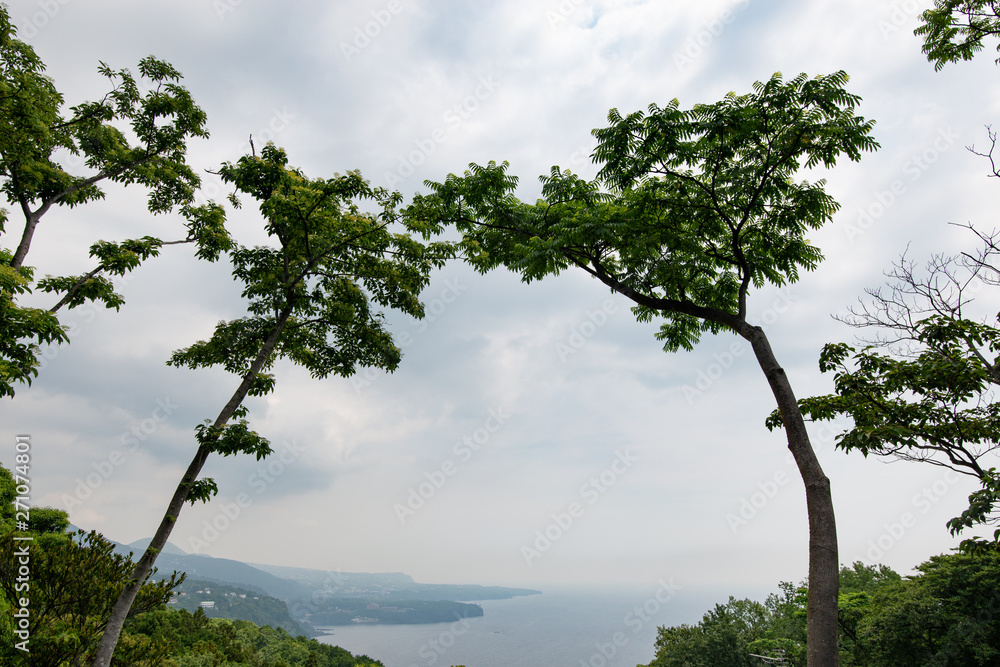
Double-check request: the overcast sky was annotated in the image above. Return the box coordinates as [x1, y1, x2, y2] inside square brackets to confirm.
[3, 0, 999, 597]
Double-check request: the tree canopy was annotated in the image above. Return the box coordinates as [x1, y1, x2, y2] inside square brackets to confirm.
[645, 553, 1000, 667]
[408, 71, 877, 352]
[916, 0, 1000, 70]
[0, 6, 228, 397]
[94, 144, 452, 666]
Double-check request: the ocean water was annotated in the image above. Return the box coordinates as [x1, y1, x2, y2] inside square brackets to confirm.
[315, 584, 722, 667]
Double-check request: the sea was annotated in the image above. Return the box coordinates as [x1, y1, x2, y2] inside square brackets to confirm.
[315, 584, 732, 667]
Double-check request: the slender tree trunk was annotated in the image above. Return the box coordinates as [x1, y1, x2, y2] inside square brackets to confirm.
[90, 309, 292, 667]
[581, 263, 841, 665]
[10, 211, 41, 270]
[742, 323, 839, 667]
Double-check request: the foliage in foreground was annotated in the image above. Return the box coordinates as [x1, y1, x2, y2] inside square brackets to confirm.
[0, 464, 385, 666]
[0, 462, 179, 666]
[0, 6, 228, 398]
[95, 138, 453, 666]
[644, 553, 1000, 667]
[123, 608, 384, 667]
[916, 0, 1000, 70]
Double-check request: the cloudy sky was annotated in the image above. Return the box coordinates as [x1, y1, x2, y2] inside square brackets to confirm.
[3, 0, 999, 598]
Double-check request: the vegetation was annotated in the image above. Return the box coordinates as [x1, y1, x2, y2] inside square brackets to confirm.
[4, 2, 1000, 665]
[0, 465, 179, 666]
[0, 6, 228, 398]
[0, 463, 387, 666]
[916, 0, 1000, 70]
[645, 554, 1000, 667]
[170, 579, 312, 638]
[96, 144, 452, 664]
[304, 597, 483, 626]
[779, 6, 1000, 554]
[404, 70, 877, 667]
[772, 236, 1000, 551]
[122, 608, 385, 667]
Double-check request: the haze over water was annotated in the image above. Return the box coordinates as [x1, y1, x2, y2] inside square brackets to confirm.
[317, 584, 743, 667]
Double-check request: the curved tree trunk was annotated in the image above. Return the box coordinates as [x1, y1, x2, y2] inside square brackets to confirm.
[742, 323, 839, 667]
[581, 263, 841, 666]
[91, 308, 292, 667]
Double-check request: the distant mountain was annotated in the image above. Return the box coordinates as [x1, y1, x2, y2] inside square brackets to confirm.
[127, 537, 188, 556]
[102, 533, 539, 627]
[110, 542, 311, 601]
[247, 563, 416, 597]
[377, 583, 543, 601]
[248, 562, 541, 601]
[306, 597, 484, 626]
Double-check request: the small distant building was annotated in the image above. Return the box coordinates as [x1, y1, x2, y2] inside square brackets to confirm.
[200, 601, 216, 610]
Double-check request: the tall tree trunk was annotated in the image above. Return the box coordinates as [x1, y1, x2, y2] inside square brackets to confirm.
[743, 323, 839, 667]
[91, 308, 292, 667]
[581, 264, 841, 665]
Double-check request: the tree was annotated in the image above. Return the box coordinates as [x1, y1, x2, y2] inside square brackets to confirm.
[92, 144, 451, 666]
[124, 608, 388, 666]
[646, 554, 1000, 667]
[916, 0, 1000, 70]
[405, 71, 878, 667]
[856, 550, 1000, 666]
[0, 7, 229, 397]
[0, 463, 179, 667]
[779, 230, 1000, 550]
[785, 1, 1000, 554]
[0, 529, 179, 667]
[643, 566, 896, 667]
[647, 596, 777, 667]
